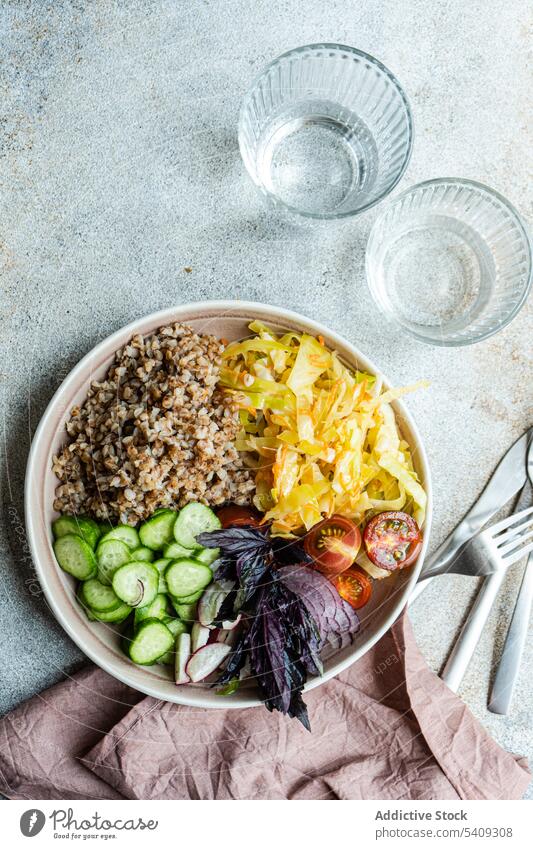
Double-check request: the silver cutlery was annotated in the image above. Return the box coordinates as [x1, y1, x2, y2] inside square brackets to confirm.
[441, 477, 532, 692]
[410, 427, 532, 604]
[422, 504, 533, 579]
[489, 442, 533, 714]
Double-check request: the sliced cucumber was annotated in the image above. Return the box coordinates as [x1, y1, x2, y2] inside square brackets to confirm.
[112, 561, 159, 607]
[92, 601, 132, 623]
[53, 534, 97, 580]
[130, 546, 155, 562]
[165, 558, 212, 598]
[157, 618, 189, 665]
[195, 546, 220, 566]
[134, 593, 170, 629]
[96, 538, 132, 585]
[52, 515, 101, 550]
[163, 541, 192, 559]
[173, 601, 198, 622]
[128, 618, 174, 665]
[173, 503, 221, 550]
[173, 588, 204, 604]
[139, 510, 177, 550]
[80, 578, 121, 612]
[100, 525, 140, 549]
[153, 558, 171, 594]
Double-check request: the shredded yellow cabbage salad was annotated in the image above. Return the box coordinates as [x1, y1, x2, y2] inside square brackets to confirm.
[220, 322, 428, 545]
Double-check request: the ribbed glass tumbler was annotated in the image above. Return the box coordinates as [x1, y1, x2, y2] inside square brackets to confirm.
[365, 179, 532, 346]
[238, 44, 413, 219]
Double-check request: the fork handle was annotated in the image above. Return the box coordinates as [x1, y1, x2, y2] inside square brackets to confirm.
[441, 571, 506, 692]
[488, 552, 533, 714]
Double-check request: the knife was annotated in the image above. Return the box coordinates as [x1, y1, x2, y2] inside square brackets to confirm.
[488, 439, 533, 714]
[410, 427, 532, 603]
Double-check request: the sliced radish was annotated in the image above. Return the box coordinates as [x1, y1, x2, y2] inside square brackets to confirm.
[185, 643, 231, 683]
[221, 613, 242, 631]
[175, 632, 191, 685]
[197, 580, 232, 626]
[216, 628, 241, 648]
[191, 622, 210, 653]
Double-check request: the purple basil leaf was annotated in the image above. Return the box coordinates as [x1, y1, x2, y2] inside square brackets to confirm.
[278, 564, 360, 648]
[270, 536, 313, 566]
[198, 526, 270, 554]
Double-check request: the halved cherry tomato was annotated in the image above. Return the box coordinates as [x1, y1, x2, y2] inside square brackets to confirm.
[304, 515, 361, 577]
[334, 567, 372, 609]
[216, 505, 262, 529]
[363, 510, 422, 571]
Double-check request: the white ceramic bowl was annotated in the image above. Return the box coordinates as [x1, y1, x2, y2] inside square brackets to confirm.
[25, 301, 432, 708]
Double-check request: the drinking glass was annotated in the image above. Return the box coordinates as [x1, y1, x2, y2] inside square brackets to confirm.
[365, 178, 532, 346]
[238, 44, 413, 220]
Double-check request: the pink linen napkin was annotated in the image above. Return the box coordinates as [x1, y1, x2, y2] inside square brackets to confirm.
[0, 613, 530, 800]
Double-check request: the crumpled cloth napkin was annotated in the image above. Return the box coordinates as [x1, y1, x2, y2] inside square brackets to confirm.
[0, 613, 529, 800]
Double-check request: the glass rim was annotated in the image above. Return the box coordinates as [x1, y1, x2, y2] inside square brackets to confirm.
[365, 177, 533, 347]
[238, 43, 414, 220]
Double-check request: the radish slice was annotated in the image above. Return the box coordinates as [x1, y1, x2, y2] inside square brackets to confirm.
[191, 622, 210, 653]
[222, 613, 242, 631]
[185, 643, 231, 682]
[216, 628, 240, 648]
[175, 632, 191, 684]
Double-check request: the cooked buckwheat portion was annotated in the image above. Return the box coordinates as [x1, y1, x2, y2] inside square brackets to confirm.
[52, 323, 254, 525]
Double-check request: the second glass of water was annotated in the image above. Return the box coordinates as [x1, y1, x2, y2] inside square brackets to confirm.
[238, 43, 413, 220]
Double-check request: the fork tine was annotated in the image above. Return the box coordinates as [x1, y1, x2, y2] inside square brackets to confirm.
[499, 525, 533, 556]
[495, 516, 533, 549]
[487, 505, 533, 538]
[502, 538, 533, 566]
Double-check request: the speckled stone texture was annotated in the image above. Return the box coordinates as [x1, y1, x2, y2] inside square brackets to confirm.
[1, 0, 531, 798]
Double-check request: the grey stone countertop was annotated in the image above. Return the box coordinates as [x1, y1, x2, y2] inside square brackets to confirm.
[0, 0, 531, 798]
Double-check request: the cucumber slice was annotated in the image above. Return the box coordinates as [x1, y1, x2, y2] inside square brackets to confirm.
[100, 525, 140, 549]
[165, 558, 212, 598]
[130, 546, 155, 562]
[92, 601, 132, 623]
[129, 619, 174, 665]
[96, 538, 132, 585]
[134, 593, 170, 629]
[173, 503, 221, 550]
[157, 618, 189, 665]
[173, 588, 204, 604]
[173, 601, 198, 622]
[53, 534, 97, 580]
[112, 561, 159, 607]
[80, 578, 121, 612]
[139, 510, 177, 550]
[52, 515, 101, 550]
[163, 541, 192, 559]
[153, 558, 171, 594]
[195, 546, 220, 566]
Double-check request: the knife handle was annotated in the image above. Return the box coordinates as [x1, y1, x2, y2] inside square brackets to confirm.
[488, 552, 533, 714]
[440, 571, 506, 692]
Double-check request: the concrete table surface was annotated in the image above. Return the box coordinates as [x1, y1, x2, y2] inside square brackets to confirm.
[1, 0, 531, 798]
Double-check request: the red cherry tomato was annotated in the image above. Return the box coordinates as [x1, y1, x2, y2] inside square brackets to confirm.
[304, 515, 361, 577]
[216, 505, 262, 528]
[363, 510, 422, 570]
[334, 567, 372, 609]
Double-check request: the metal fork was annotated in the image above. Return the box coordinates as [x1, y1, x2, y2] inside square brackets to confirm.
[417, 505, 533, 581]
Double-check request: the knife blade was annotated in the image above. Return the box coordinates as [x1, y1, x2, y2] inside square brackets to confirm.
[411, 426, 532, 602]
